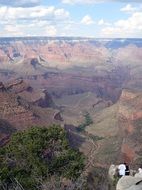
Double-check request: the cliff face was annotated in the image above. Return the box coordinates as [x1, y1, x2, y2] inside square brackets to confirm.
[0, 82, 38, 129]
[0, 81, 40, 145]
[0, 79, 63, 146]
[6, 79, 55, 107]
[0, 39, 110, 69]
[0, 37, 142, 170]
[117, 88, 142, 164]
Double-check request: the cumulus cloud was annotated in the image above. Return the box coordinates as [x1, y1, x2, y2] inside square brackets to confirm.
[81, 15, 94, 25]
[101, 11, 142, 37]
[0, 5, 70, 37]
[1, 24, 25, 36]
[45, 25, 57, 36]
[98, 19, 110, 26]
[0, 6, 69, 21]
[0, 21, 58, 37]
[0, 0, 41, 7]
[120, 4, 137, 13]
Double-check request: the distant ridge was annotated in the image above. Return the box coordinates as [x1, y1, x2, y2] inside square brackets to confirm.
[0, 37, 142, 49]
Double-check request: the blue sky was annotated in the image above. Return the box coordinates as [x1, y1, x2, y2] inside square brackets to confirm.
[0, 0, 141, 37]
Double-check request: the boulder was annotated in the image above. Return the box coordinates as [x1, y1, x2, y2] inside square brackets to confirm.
[108, 164, 118, 180]
[135, 173, 142, 178]
[116, 176, 142, 190]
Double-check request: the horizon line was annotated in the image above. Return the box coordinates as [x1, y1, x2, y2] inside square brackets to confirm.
[0, 36, 142, 40]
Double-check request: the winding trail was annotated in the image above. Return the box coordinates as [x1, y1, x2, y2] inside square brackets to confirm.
[68, 129, 100, 175]
[83, 133, 99, 175]
[66, 130, 102, 190]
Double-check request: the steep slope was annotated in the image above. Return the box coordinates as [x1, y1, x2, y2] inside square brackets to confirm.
[117, 89, 142, 165]
[6, 79, 55, 107]
[1, 57, 48, 75]
[1, 37, 142, 175]
[0, 37, 111, 69]
[0, 80, 63, 147]
[0, 82, 38, 129]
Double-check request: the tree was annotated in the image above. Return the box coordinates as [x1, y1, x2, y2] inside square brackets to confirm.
[77, 112, 93, 132]
[0, 125, 85, 190]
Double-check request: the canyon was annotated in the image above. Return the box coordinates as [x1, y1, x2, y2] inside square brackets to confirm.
[0, 37, 142, 189]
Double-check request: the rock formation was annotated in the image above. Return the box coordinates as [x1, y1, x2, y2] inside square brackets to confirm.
[0, 38, 142, 189]
[0, 82, 38, 129]
[116, 176, 142, 190]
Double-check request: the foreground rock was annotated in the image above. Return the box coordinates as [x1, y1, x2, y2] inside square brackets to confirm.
[116, 176, 142, 190]
[108, 164, 118, 180]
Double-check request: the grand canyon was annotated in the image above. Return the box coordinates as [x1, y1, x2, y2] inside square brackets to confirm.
[0, 37, 142, 189]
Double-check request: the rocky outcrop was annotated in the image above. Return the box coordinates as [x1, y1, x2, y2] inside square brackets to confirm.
[108, 165, 142, 190]
[33, 90, 55, 108]
[0, 38, 111, 69]
[1, 37, 142, 177]
[6, 79, 56, 108]
[116, 176, 142, 190]
[54, 111, 63, 121]
[0, 81, 43, 146]
[0, 82, 6, 91]
[117, 88, 142, 164]
[0, 80, 61, 138]
[120, 90, 138, 102]
[118, 90, 142, 120]
[108, 164, 118, 180]
[7, 79, 33, 93]
[0, 82, 39, 130]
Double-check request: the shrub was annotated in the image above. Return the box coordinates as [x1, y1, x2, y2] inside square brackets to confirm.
[0, 125, 85, 190]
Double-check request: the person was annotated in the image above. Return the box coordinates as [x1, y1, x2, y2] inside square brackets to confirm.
[118, 163, 126, 177]
[124, 163, 130, 176]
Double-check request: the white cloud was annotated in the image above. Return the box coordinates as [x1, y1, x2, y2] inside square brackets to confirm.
[54, 9, 70, 19]
[0, 5, 70, 37]
[0, 0, 41, 7]
[0, 6, 69, 21]
[120, 4, 137, 13]
[81, 15, 94, 25]
[45, 26, 57, 36]
[101, 11, 142, 38]
[98, 19, 110, 26]
[0, 22, 58, 37]
[1, 24, 25, 36]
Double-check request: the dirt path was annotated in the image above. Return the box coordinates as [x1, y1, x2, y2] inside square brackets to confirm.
[69, 129, 100, 175]
[66, 129, 108, 189]
[83, 135, 99, 175]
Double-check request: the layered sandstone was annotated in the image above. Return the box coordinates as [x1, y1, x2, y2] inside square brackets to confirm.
[0, 82, 39, 129]
[0, 39, 110, 69]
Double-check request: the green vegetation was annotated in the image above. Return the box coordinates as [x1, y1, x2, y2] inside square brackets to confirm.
[0, 125, 85, 190]
[77, 112, 93, 132]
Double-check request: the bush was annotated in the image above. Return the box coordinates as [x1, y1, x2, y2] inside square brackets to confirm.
[77, 112, 93, 132]
[0, 125, 85, 190]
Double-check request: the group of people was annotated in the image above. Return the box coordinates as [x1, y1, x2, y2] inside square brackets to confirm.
[118, 163, 142, 178]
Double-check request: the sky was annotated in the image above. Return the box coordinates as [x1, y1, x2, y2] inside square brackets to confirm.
[0, 0, 142, 38]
